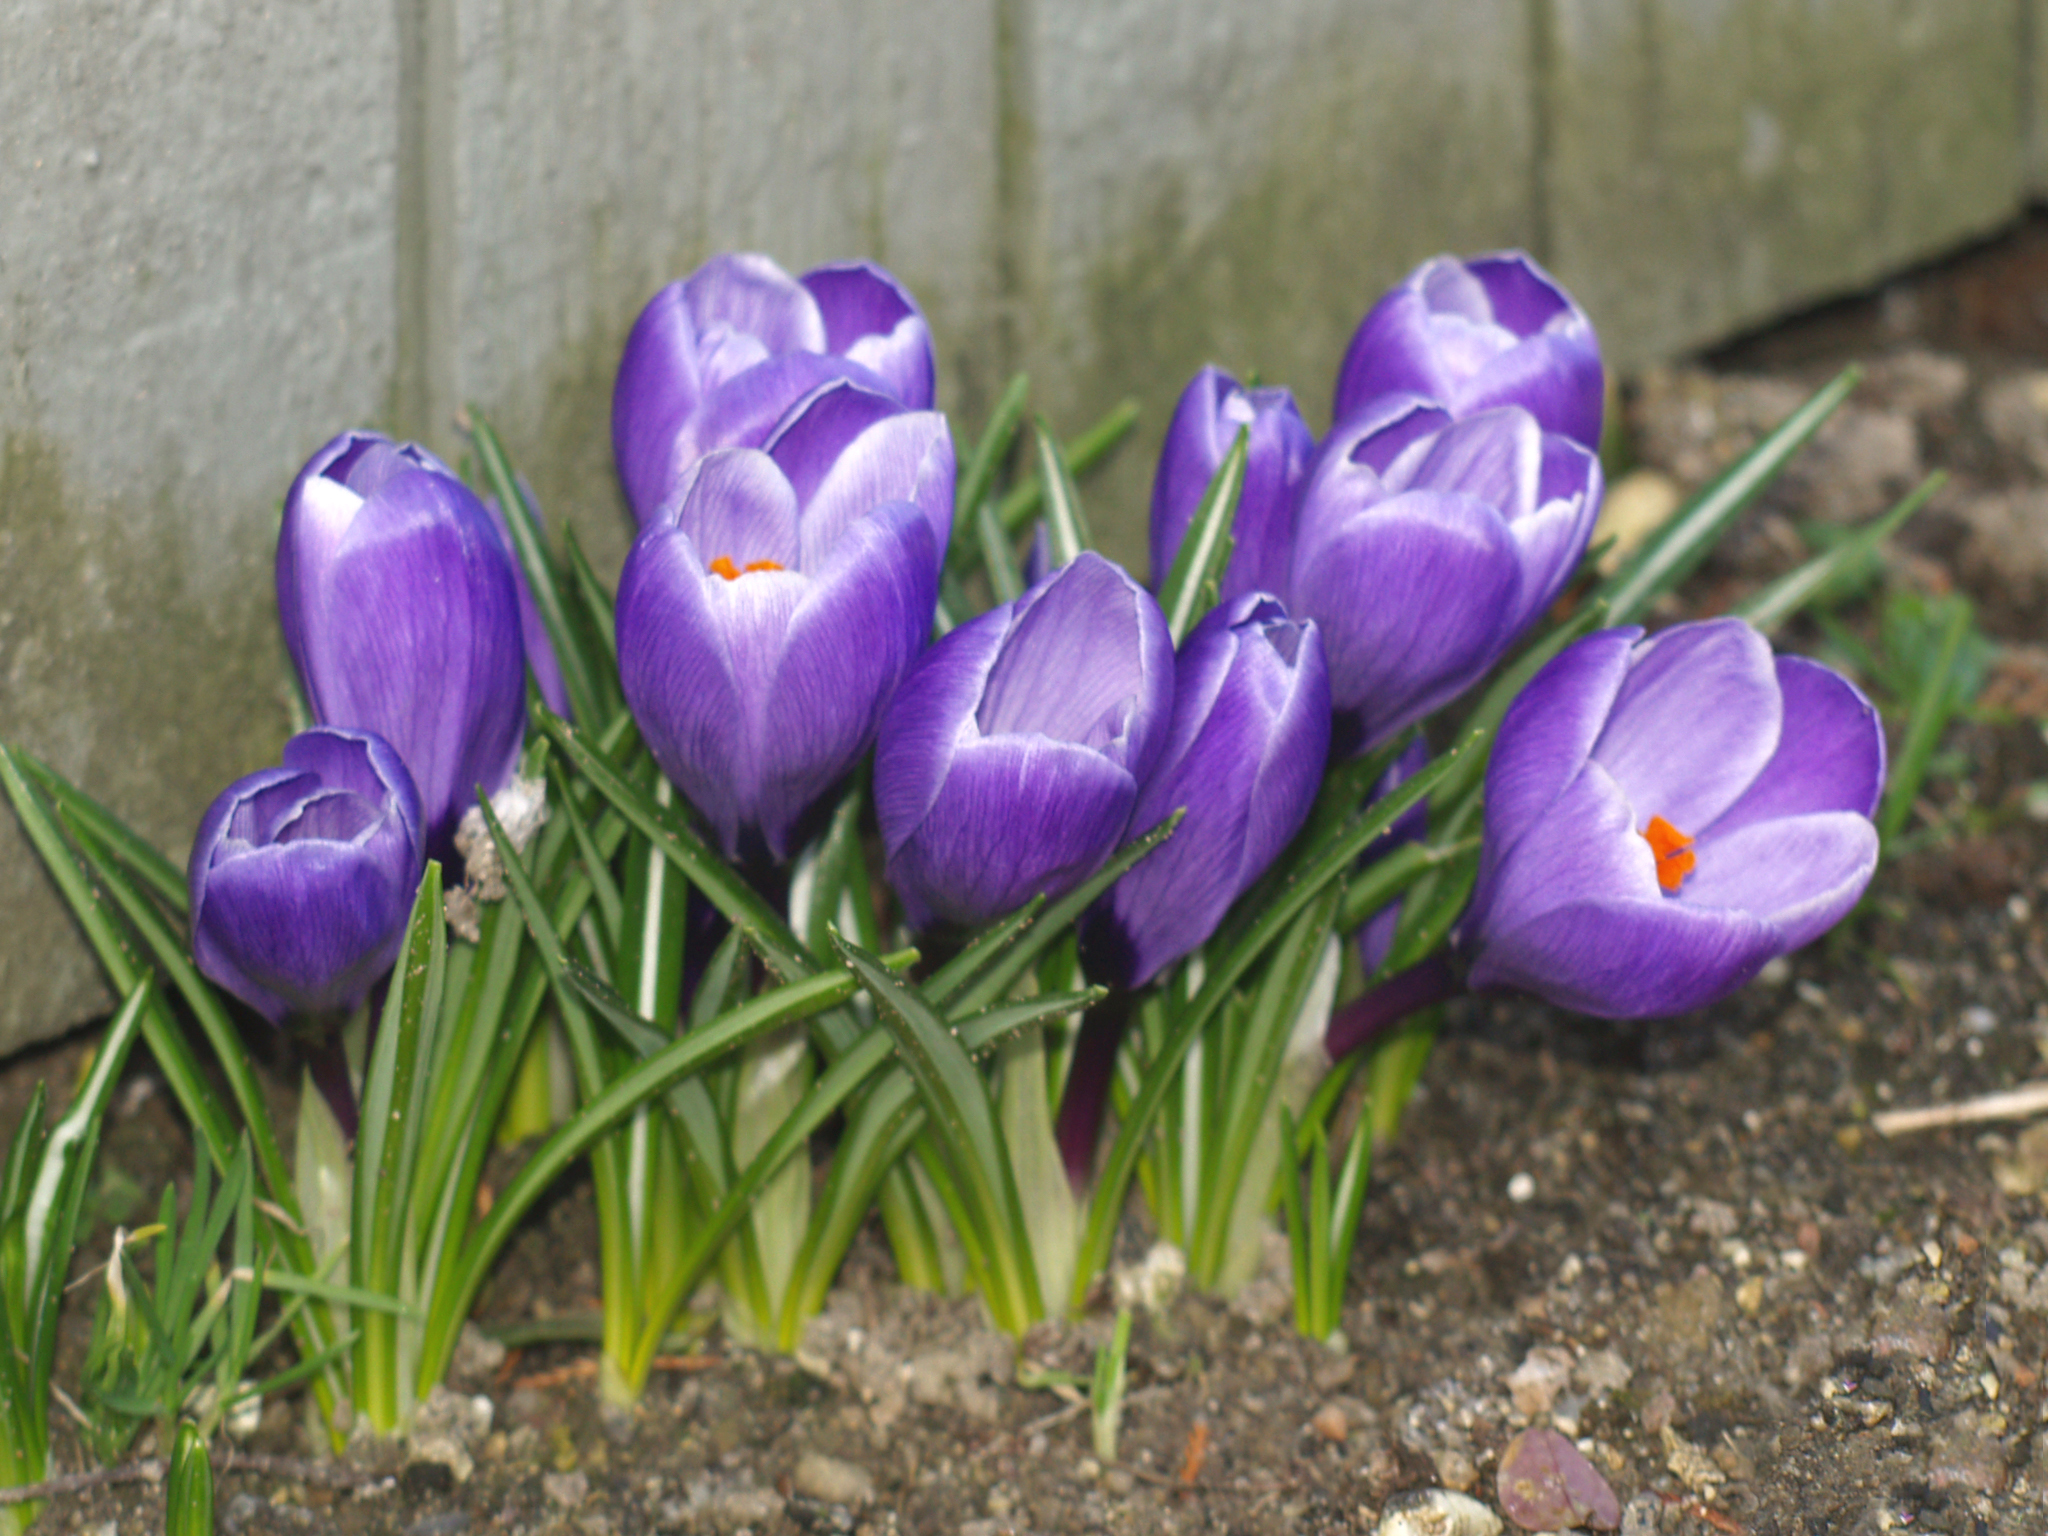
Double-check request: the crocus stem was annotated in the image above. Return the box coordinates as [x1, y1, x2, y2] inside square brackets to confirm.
[1323, 958, 1462, 1061]
[1055, 993, 1130, 1189]
[304, 1034, 359, 1142]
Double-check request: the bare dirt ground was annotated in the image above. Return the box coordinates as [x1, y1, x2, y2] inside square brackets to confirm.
[13, 213, 2048, 1535]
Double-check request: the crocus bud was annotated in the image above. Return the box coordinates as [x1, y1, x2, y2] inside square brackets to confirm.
[1460, 619, 1883, 1017]
[278, 431, 527, 861]
[1149, 367, 1314, 603]
[189, 728, 425, 1024]
[877, 552, 1175, 929]
[1334, 250, 1604, 449]
[617, 381, 950, 861]
[1082, 594, 1329, 988]
[612, 253, 937, 524]
[1288, 397, 1602, 753]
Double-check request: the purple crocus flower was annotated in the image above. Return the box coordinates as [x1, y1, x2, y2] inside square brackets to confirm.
[876, 552, 1175, 929]
[1149, 367, 1314, 603]
[612, 253, 937, 524]
[1460, 619, 1884, 1017]
[1082, 594, 1329, 987]
[617, 382, 951, 861]
[1287, 397, 1602, 753]
[1334, 251, 1604, 450]
[278, 431, 527, 861]
[189, 727, 425, 1025]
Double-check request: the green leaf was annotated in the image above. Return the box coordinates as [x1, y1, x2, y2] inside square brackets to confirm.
[833, 933, 1041, 1331]
[164, 1420, 213, 1536]
[1734, 472, 1942, 634]
[977, 498, 1024, 606]
[1034, 416, 1097, 567]
[11, 750, 186, 914]
[998, 400, 1140, 535]
[1599, 364, 1861, 623]
[950, 374, 1031, 581]
[468, 412, 612, 728]
[1879, 593, 1975, 847]
[1155, 428, 1246, 645]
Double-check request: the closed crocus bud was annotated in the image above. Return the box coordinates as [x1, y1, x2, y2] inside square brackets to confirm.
[189, 728, 425, 1024]
[1334, 251, 1604, 449]
[1288, 396, 1602, 754]
[278, 431, 527, 861]
[1461, 619, 1884, 1017]
[617, 381, 950, 861]
[1149, 367, 1314, 603]
[877, 552, 1175, 929]
[612, 252, 937, 524]
[1082, 594, 1329, 988]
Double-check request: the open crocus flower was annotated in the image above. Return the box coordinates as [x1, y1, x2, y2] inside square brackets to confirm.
[877, 552, 1175, 929]
[1149, 367, 1314, 603]
[612, 252, 937, 524]
[1334, 250, 1604, 450]
[1287, 397, 1602, 753]
[278, 431, 527, 861]
[616, 381, 950, 861]
[1460, 619, 1884, 1018]
[189, 728, 425, 1025]
[1082, 594, 1329, 988]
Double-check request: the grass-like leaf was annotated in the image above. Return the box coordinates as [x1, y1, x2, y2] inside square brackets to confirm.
[1155, 428, 1246, 644]
[1734, 471, 1942, 634]
[1034, 416, 1098, 568]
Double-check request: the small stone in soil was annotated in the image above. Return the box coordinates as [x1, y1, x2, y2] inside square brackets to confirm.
[1497, 1426, 1622, 1531]
[795, 1450, 877, 1505]
[543, 1469, 589, 1509]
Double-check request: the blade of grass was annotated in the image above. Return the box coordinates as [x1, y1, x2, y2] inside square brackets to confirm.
[1034, 416, 1097, 567]
[1734, 471, 1943, 634]
[998, 400, 1140, 534]
[1155, 429, 1246, 644]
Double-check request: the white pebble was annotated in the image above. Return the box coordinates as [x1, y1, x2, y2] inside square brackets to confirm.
[1506, 1172, 1536, 1203]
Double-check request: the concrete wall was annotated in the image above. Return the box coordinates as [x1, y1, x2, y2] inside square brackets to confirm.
[0, 0, 2037, 1053]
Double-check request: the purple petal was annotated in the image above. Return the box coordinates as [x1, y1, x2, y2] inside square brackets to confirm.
[764, 379, 907, 506]
[682, 253, 827, 383]
[1708, 655, 1887, 832]
[753, 503, 940, 857]
[1332, 395, 1454, 478]
[801, 260, 937, 408]
[668, 448, 803, 571]
[1468, 252, 1575, 333]
[885, 734, 1138, 929]
[1389, 406, 1542, 511]
[1469, 628, 1641, 935]
[975, 554, 1174, 778]
[1286, 489, 1525, 749]
[1591, 619, 1782, 835]
[875, 613, 1011, 858]
[285, 466, 525, 858]
[618, 525, 780, 854]
[613, 283, 710, 523]
[1469, 890, 1782, 1018]
[1685, 811, 1880, 951]
[1470, 760, 1662, 943]
[781, 406, 956, 563]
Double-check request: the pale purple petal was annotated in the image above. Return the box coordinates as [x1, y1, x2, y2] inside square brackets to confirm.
[683, 252, 827, 381]
[613, 283, 709, 522]
[1388, 406, 1541, 510]
[784, 408, 956, 563]
[668, 448, 803, 571]
[1685, 811, 1879, 951]
[754, 504, 940, 857]
[1708, 655, 1887, 832]
[1468, 760, 1661, 943]
[763, 378, 907, 507]
[652, 353, 880, 520]
[801, 260, 937, 408]
[875, 615, 1010, 854]
[1591, 619, 1781, 834]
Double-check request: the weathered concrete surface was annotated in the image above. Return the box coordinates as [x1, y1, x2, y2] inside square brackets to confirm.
[0, 0, 400, 1053]
[439, 0, 1002, 581]
[1018, 0, 1540, 571]
[2030, 0, 2048, 191]
[1546, 0, 2025, 372]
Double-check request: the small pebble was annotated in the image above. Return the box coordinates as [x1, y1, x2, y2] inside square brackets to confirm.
[1497, 1426, 1621, 1531]
[795, 1450, 876, 1506]
[1310, 1402, 1349, 1442]
[542, 1470, 589, 1510]
[1506, 1172, 1535, 1203]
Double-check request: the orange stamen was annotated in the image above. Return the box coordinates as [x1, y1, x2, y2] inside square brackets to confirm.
[1641, 815, 1696, 894]
[708, 556, 786, 581]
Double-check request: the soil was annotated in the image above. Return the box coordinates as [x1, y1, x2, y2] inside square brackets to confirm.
[14, 214, 2048, 1535]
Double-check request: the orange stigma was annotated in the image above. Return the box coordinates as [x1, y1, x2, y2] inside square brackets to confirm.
[709, 556, 786, 580]
[1640, 815, 1696, 894]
